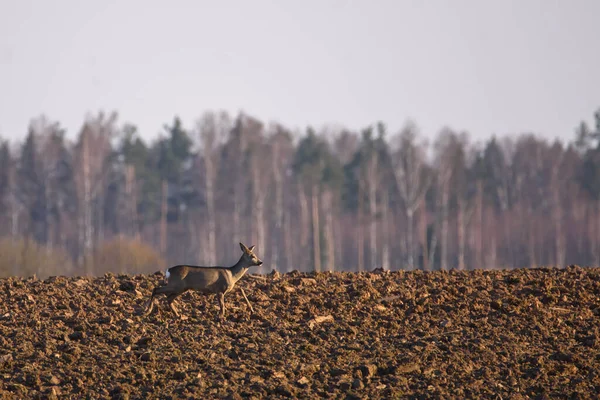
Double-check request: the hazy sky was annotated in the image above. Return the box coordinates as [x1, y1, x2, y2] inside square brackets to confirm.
[1, 0, 598, 145]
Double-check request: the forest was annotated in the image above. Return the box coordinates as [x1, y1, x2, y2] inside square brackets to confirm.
[1, 108, 599, 277]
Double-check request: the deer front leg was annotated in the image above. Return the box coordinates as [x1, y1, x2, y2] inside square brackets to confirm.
[144, 299, 155, 316]
[218, 292, 226, 318]
[239, 287, 254, 314]
[144, 286, 162, 315]
[144, 292, 155, 315]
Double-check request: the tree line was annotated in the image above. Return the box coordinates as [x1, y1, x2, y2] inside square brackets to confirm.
[1, 108, 599, 276]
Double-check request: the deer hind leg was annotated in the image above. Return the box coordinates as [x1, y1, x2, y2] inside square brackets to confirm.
[166, 291, 186, 317]
[217, 292, 226, 318]
[145, 285, 175, 316]
[144, 298, 155, 315]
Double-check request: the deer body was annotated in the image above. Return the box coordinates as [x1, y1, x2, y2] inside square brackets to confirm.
[163, 263, 247, 295]
[145, 243, 262, 318]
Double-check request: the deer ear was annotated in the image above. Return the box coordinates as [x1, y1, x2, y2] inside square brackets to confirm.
[239, 242, 248, 252]
[248, 245, 255, 252]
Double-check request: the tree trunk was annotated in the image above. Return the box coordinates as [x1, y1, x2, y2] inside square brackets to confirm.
[551, 168, 565, 267]
[368, 176, 377, 269]
[406, 208, 414, 269]
[335, 216, 343, 272]
[457, 197, 465, 270]
[311, 185, 321, 272]
[131, 167, 140, 241]
[298, 182, 310, 270]
[428, 194, 438, 271]
[440, 181, 449, 270]
[204, 149, 216, 265]
[553, 185, 565, 267]
[97, 186, 104, 246]
[11, 204, 20, 276]
[283, 193, 293, 272]
[476, 180, 483, 268]
[501, 208, 512, 268]
[125, 165, 136, 237]
[8, 165, 20, 241]
[233, 187, 242, 246]
[573, 198, 585, 257]
[82, 135, 94, 275]
[44, 181, 52, 253]
[11, 209, 19, 241]
[487, 208, 497, 269]
[420, 196, 428, 271]
[272, 147, 284, 270]
[233, 128, 246, 247]
[381, 189, 390, 271]
[528, 203, 537, 267]
[22, 234, 31, 276]
[365, 150, 378, 269]
[322, 190, 335, 271]
[489, 231, 497, 269]
[357, 180, 364, 271]
[251, 150, 267, 271]
[255, 192, 266, 272]
[189, 213, 201, 262]
[160, 180, 167, 257]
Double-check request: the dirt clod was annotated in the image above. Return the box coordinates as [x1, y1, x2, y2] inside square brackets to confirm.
[307, 315, 334, 329]
[0, 354, 12, 365]
[395, 363, 421, 374]
[296, 376, 310, 387]
[352, 378, 364, 389]
[119, 281, 137, 292]
[356, 364, 378, 379]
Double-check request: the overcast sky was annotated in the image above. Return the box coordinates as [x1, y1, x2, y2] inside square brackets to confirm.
[0, 0, 598, 146]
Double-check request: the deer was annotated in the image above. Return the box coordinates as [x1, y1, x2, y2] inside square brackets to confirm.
[144, 242, 263, 319]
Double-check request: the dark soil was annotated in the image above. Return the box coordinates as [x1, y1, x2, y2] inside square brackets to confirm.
[1, 265, 600, 399]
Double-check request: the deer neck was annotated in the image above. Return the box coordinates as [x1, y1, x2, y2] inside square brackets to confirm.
[229, 256, 251, 283]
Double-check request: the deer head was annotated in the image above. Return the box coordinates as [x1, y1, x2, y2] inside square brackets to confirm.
[239, 242, 263, 267]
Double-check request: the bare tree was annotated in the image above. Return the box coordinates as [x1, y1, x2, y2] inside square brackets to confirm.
[511, 134, 547, 267]
[223, 113, 263, 251]
[357, 178, 364, 271]
[380, 187, 391, 271]
[73, 111, 117, 274]
[418, 195, 429, 270]
[433, 128, 468, 270]
[160, 180, 167, 257]
[297, 180, 310, 270]
[13, 116, 73, 256]
[392, 122, 431, 269]
[124, 165, 139, 239]
[311, 180, 321, 272]
[0, 144, 22, 244]
[549, 142, 566, 266]
[196, 111, 229, 264]
[320, 188, 335, 271]
[249, 138, 271, 272]
[454, 135, 476, 270]
[268, 124, 294, 271]
[366, 141, 378, 269]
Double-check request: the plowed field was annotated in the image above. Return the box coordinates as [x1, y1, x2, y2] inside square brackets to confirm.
[1, 266, 600, 399]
